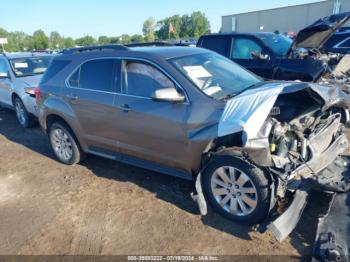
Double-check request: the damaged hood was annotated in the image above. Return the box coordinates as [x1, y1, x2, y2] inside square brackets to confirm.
[291, 12, 350, 50]
[218, 82, 350, 140]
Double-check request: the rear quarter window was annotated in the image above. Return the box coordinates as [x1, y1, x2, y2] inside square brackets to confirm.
[41, 60, 70, 84]
[199, 37, 230, 56]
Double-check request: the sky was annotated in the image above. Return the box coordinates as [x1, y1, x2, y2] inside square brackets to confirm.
[0, 0, 323, 38]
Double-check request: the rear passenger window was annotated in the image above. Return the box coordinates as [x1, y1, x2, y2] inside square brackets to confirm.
[68, 59, 116, 92]
[200, 37, 229, 56]
[122, 61, 175, 98]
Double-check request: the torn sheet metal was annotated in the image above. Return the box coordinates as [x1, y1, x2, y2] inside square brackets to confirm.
[218, 82, 350, 141]
[218, 83, 289, 139]
[267, 190, 308, 242]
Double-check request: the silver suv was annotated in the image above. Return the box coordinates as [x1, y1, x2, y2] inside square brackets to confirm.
[37, 45, 350, 227]
[0, 52, 53, 127]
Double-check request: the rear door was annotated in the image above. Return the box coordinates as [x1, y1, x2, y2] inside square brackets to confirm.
[0, 58, 13, 106]
[230, 37, 275, 79]
[112, 59, 190, 171]
[64, 58, 119, 151]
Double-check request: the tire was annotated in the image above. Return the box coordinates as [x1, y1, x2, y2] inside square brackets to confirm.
[14, 97, 35, 128]
[202, 155, 270, 225]
[48, 121, 82, 165]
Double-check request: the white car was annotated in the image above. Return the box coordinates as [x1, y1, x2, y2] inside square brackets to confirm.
[0, 52, 53, 127]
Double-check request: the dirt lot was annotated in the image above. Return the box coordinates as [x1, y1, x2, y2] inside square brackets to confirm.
[0, 107, 325, 256]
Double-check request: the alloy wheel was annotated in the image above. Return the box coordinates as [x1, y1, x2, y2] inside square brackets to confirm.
[51, 128, 73, 161]
[210, 166, 258, 216]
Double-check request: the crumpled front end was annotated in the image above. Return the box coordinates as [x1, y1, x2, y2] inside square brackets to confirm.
[218, 82, 350, 183]
[216, 81, 350, 241]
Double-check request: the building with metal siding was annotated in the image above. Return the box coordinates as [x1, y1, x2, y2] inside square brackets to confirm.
[221, 0, 350, 33]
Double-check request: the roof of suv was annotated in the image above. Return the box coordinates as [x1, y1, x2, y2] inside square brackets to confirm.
[59, 45, 209, 60]
[128, 46, 207, 59]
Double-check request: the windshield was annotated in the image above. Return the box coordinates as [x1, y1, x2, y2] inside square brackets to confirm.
[170, 52, 261, 100]
[9, 56, 52, 77]
[257, 34, 292, 57]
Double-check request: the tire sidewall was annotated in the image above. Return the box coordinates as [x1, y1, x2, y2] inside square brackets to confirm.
[49, 122, 80, 165]
[14, 97, 30, 128]
[202, 155, 270, 225]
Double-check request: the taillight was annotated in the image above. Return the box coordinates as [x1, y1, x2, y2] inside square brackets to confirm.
[34, 87, 41, 105]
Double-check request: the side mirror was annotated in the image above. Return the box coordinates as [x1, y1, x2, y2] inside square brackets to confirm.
[152, 87, 185, 103]
[0, 72, 9, 79]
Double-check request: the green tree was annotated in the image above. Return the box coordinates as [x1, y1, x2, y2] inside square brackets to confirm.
[120, 34, 131, 44]
[63, 37, 75, 48]
[23, 36, 34, 51]
[49, 31, 64, 49]
[130, 34, 144, 43]
[33, 30, 49, 50]
[109, 37, 120, 44]
[142, 17, 155, 42]
[75, 35, 96, 46]
[98, 35, 110, 44]
[189, 12, 210, 38]
[156, 15, 182, 40]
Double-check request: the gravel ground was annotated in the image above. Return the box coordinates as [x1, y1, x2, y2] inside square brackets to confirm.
[0, 107, 325, 257]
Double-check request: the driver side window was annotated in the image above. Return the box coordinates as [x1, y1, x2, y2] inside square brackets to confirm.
[231, 38, 262, 60]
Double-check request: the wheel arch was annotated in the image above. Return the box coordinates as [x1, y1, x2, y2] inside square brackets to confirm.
[45, 113, 87, 152]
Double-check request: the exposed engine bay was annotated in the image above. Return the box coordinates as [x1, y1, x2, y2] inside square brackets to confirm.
[242, 87, 349, 194]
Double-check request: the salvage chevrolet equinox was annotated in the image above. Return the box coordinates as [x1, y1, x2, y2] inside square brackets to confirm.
[37, 45, 350, 231]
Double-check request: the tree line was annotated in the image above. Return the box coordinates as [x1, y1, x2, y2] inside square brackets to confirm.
[0, 11, 210, 52]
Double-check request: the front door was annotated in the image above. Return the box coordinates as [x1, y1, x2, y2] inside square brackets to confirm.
[113, 59, 190, 171]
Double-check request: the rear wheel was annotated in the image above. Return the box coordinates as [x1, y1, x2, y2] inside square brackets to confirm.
[14, 97, 35, 128]
[48, 122, 82, 165]
[202, 155, 270, 225]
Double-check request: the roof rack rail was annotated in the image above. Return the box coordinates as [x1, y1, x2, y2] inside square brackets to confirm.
[126, 41, 174, 47]
[62, 44, 129, 54]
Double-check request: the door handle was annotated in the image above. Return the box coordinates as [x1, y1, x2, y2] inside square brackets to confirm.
[118, 104, 131, 112]
[68, 94, 78, 101]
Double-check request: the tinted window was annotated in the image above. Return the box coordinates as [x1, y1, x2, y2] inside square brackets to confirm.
[69, 69, 80, 87]
[231, 38, 262, 59]
[339, 38, 350, 48]
[200, 37, 229, 56]
[122, 61, 175, 98]
[73, 59, 116, 92]
[41, 60, 70, 84]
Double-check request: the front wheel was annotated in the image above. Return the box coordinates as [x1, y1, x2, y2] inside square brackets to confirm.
[49, 122, 82, 165]
[14, 97, 35, 128]
[202, 155, 270, 225]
